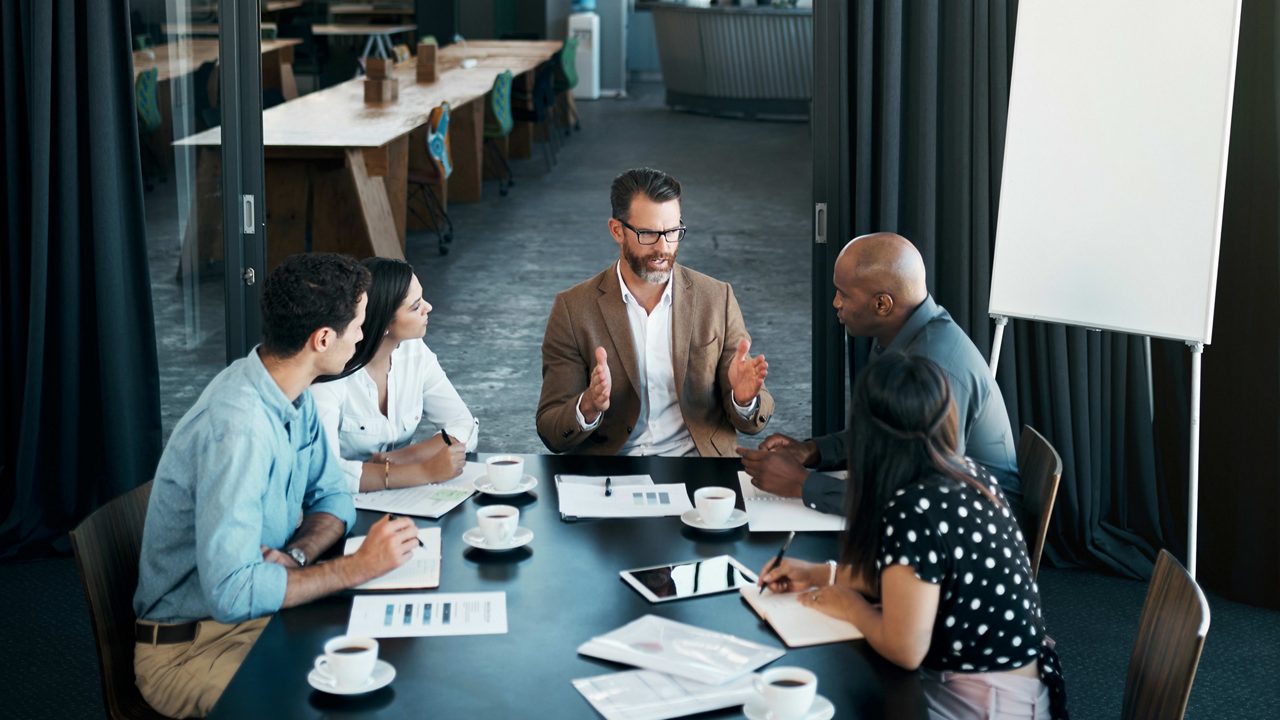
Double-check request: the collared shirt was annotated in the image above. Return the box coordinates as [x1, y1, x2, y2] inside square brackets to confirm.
[134, 348, 355, 625]
[312, 340, 479, 492]
[802, 296, 1021, 514]
[575, 263, 757, 456]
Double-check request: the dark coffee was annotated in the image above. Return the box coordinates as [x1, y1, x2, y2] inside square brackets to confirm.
[333, 646, 368, 655]
[770, 679, 808, 688]
[486, 512, 514, 519]
[492, 460, 519, 466]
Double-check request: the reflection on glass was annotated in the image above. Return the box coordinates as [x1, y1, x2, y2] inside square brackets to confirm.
[632, 557, 755, 600]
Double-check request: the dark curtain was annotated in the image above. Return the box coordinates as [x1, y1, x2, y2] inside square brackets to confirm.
[845, 0, 1180, 580]
[0, 0, 162, 559]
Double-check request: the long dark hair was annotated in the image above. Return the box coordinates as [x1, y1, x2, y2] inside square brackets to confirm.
[839, 353, 999, 593]
[314, 257, 415, 383]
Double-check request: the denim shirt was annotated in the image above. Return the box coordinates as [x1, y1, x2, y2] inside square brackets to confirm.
[134, 349, 355, 624]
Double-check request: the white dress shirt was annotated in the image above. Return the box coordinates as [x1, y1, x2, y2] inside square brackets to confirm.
[312, 340, 478, 492]
[575, 262, 756, 456]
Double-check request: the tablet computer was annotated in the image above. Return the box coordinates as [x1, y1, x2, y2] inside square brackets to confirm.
[620, 555, 758, 604]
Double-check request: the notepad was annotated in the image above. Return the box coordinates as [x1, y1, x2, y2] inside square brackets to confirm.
[344, 527, 440, 590]
[738, 472, 845, 532]
[572, 670, 757, 720]
[555, 475, 692, 520]
[353, 461, 485, 518]
[739, 586, 863, 647]
[577, 614, 784, 686]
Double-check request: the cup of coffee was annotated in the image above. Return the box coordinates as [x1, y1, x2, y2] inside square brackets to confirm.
[485, 455, 524, 491]
[754, 666, 817, 720]
[476, 504, 520, 546]
[693, 487, 737, 527]
[313, 636, 378, 690]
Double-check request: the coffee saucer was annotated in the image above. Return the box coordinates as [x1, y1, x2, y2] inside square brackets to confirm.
[474, 474, 538, 496]
[742, 693, 834, 720]
[462, 526, 534, 551]
[307, 659, 395, 695]
[680, 508, 748, 531]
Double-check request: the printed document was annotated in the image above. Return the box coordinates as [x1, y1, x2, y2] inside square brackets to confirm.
[738, 472, 845, 532]
[347, 592, 507, 638]
[572, 670, 756, 720]
[557, 481, 692, 519]
[353, 462, 486, 518]
[577, 614, 784, 685]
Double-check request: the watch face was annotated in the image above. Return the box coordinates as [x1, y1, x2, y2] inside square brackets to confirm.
[288, 548, 306, 566]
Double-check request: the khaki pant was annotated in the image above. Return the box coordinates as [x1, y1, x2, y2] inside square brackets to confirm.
[134, 616, 270, 718]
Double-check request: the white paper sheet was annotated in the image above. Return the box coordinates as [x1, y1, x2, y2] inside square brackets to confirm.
[343, 528, 441, 591]
[577, 614, 784, 686]
[572, 670, 757, 720]
[353, 462, 487, 518]
[557, 482, 692, 519]
[738, 472, 845, 532]
[556, 474, 654, 487]
[347, 592, 507, 638]
[739, 586, 863, 647]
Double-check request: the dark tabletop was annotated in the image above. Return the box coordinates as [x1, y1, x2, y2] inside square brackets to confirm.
[208, 454, 926, 719]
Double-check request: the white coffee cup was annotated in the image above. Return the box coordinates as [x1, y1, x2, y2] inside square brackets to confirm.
[313, 636, 378, 690]
[476, 504, 520, 546]
[693, 486, 737, 527]
[485, 455, 524, 491]
[755, 666, 817, 720]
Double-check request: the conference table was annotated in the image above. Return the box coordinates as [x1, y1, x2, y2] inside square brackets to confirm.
[206, 454, 927, 719]
[176, 40, 562, 271]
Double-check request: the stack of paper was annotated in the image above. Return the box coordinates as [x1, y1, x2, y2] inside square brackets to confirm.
[739, 586, 863, 647]
[572, 670, 757, 720]
[555, 474, 693, 520]
[353, 461, 486, 518]
[738, 472, 845, 532]
[577, 614, 784, 686]
[344, 527, 441, 591]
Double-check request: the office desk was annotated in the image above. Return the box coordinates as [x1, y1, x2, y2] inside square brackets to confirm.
[312, 23, 418, 70]
[207, 455, 926, 719]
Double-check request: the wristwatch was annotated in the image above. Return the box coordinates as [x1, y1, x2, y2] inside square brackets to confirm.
[287, 547, 307, 567]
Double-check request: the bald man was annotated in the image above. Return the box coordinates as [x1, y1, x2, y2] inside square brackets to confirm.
[738, 232, 1021, 516]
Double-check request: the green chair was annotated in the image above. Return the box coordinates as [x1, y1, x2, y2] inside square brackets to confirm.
[483, 70, 515, 196]
[554, 36, 581, 133]
[134, 67, 166, 190]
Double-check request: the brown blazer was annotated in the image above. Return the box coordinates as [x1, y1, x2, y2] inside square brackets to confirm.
[537, 264, 774, 456]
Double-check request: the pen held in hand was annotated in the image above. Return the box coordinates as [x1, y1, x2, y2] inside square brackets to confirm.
[759, 530, 797, 595]
[604, 476, 612, 497]
[387, 514, 425, 547]
[439, 428, 452, 446]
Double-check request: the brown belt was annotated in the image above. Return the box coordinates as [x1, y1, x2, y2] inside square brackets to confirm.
[135, 620, 199, 645]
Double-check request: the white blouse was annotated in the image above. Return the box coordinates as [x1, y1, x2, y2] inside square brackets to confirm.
[312, 340, 479, 492]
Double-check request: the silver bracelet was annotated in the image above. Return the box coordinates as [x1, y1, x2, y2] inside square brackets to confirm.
[827, 559, 838, 586]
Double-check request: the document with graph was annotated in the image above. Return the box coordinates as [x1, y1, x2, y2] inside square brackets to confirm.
[738, 472, 845, 532]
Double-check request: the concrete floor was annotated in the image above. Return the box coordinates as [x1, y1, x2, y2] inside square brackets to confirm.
[146, 82, 815, 453]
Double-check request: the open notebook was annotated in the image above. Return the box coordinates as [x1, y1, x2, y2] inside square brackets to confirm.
[343, 527, 441, 590]
[740, 586, 863, 647]
[737, 472, 845, 532]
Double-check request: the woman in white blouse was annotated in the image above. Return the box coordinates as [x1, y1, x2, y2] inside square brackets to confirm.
[312, 258, 478, 493]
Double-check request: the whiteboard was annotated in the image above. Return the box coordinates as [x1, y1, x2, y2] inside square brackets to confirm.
[988, 0, 1241, 344]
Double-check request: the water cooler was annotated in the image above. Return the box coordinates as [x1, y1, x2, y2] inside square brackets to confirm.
[568, 11, 600, 100]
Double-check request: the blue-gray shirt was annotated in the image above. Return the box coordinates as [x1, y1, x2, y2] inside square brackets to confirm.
[802, 296, 1021, 515]
[134, 349, 355, 625]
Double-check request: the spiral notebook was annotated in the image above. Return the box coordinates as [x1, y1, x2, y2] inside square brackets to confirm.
[737, 472, 845, 532]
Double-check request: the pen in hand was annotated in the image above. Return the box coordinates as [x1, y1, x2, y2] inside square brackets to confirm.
[388, 514, 425, 547]
[439, 428, 452, 446]
[759, 530, 797, 595]
[604, 477, 612, 497]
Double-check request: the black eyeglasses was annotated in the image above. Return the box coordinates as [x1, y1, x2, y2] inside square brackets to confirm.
[616, 218, 687, 245]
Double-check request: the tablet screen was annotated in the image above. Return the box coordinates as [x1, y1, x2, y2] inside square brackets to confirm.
[623, 556, 756, 602]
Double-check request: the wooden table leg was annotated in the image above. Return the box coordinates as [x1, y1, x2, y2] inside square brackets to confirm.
[447, 98, 484, 203]
[264, 158, 309, 272]
[510, 69, 534, 159]
[312, 148, 404, 260]
[361, 135, 409, 251]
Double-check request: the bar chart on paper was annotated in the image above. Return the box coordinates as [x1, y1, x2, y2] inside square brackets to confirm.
[347, 592, 508, 638]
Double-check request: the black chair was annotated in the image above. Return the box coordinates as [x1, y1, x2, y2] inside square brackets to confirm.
[512, 60, 560, 172]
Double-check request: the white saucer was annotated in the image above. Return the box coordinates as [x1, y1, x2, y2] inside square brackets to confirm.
[462, 525, 534, 551]
[307, 659, 395, 695]
[742, 693, 835, 720]
[474, 474, 538, 496]
[680, 507, 749, 531]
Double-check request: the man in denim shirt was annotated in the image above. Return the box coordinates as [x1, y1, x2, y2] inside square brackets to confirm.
[133, 254, 422, 718]
[739, 233, 1022, 519]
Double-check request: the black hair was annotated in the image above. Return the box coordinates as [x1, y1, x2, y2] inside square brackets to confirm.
[610, 167, 681, 222]
[839, 353, 999, 594]
[260, 253, 370, 359]
[315, 257, 415, 383]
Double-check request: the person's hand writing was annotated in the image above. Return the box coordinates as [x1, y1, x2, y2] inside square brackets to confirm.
[728, 339, 768, 406]
[578, 346, 612, 423]
[798, 585, 860, 622]
[421, 442, 466, 482]
[261, 545, 297, 568]
[737, 446, 808, 498]
[757, 557, 825, 594]
[353, 514, 419, 578]
[759, 433, 819, 467]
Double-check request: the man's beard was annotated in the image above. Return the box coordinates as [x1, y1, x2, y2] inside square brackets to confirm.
[624, 244, 677, 284]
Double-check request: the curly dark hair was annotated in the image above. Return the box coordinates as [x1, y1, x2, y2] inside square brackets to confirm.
[260, 253, 371, 359]
[610, 167, 681, 222]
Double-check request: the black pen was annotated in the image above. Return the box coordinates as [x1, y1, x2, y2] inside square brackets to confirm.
[604, 477, 612, 497]
[439, 428, 452, 446]
[388, 514, 425, 547]
[759, 531, 796, 595]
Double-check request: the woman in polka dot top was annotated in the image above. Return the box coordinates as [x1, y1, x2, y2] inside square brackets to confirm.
[759, 353, 1067, 719]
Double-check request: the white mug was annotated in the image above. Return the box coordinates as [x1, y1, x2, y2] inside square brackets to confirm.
[477, 504, 520, 546]
[754, 666, 817, 720]
[313, 636, 378, 690]
[485, 455, 525, 491]
[693, 486, 737, 527]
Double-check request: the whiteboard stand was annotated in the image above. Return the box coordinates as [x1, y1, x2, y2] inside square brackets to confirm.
[989, 316, 1009, 376]
[1187, 341, 1204, 578]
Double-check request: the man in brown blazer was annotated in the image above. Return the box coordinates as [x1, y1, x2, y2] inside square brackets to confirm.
[537, 168, 774, 457]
